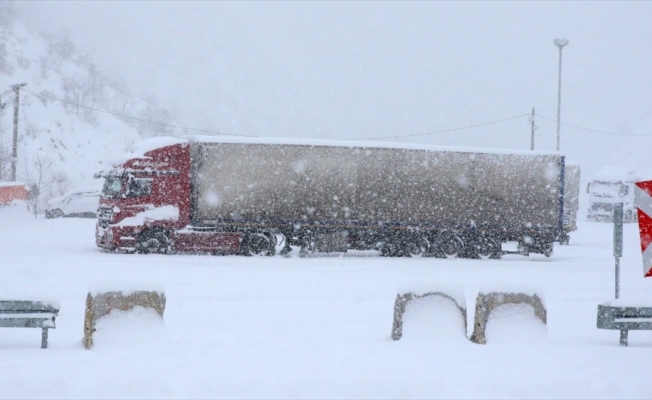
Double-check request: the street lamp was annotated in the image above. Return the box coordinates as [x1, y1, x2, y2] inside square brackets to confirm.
[554, 39, 568, 152]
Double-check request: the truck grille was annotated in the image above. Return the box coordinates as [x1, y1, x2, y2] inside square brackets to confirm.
[97, 207, 112, 228]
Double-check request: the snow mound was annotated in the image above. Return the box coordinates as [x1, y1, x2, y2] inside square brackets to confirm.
[91, 306, 171, 350]
[400, 295, 467, 343]
[0, 200, 33, 225]
[484, 303, 549, 345]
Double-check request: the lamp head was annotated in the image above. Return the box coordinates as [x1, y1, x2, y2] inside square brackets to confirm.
[554, 38, 569, 48]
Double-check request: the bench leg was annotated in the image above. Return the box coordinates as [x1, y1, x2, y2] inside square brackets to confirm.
[41, 328, 48, 349]
[620, 329, 628, 347]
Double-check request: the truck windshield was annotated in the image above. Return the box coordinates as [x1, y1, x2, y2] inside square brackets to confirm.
[102, 177, 123, 198]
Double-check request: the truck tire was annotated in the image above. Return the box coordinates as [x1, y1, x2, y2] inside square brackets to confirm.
[435, 232, 463, 258]
[478, 237, 500, 259]
[241, 233, 275, 256]
[407, 236, 430, 257]
[558, 232, 570, 245]
[137, 230, 169, 254]
[46, 209, 64, 219]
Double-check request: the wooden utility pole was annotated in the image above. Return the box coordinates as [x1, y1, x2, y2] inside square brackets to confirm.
[10, 83, 26, 182]
[530, 107, 535, 151]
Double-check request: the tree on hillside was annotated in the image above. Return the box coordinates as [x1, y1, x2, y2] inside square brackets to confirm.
[19, 154, 54, 214]
[0, 1, 16, 31]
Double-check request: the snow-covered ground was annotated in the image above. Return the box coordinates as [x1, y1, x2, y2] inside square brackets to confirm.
[1, 205, 652, 399]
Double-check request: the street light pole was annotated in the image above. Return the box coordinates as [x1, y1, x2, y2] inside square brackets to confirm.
[554, 39, 569, 152]
[10, 82, 26, 182]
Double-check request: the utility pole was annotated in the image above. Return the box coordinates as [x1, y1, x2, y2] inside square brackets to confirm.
[0, 100, 5, 181]
[530, 107, 536, 151]
[554, 39, 569, 152]
[10, 83, 26, 182]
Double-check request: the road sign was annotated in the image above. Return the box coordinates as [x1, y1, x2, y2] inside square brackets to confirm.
[634, 180, 652, 277]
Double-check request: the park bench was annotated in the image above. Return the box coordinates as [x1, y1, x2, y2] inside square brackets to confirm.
[597, 304, 652, 346]
[0, 300, 60, 348]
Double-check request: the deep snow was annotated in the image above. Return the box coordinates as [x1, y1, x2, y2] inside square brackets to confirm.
[1, 205, 652, 398]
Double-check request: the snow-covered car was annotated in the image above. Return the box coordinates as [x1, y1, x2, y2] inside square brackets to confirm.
[45, 188, 101, 219]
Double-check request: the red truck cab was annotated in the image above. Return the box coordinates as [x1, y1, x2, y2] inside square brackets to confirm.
[95, 138, 241, 254]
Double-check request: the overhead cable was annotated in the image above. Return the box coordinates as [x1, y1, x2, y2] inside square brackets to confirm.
[562, 141, 652, 154]
[351, 113, 530, 140]
[538, 114, 652, 137]
[21, 89, 252, 137]
[439, 133, 526, 147]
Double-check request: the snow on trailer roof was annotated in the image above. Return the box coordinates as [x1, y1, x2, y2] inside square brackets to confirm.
[186, 135, 563, 157]
[107, 135, 563, 169]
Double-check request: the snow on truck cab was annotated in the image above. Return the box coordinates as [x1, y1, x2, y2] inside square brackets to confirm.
[95, 136, 566, 258]
[587, 167, 640, 223]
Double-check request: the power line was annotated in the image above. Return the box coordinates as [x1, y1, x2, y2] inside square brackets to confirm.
[562, 140, 652, 154]
[21, 89, 252, 137]
[351, 113, 530, 140]
[0, 89, 12, 99]
[538, 114, 652, 137]
[439, 133, 525, 147]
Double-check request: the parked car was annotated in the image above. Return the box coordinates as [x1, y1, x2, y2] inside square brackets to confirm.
[45, 188, 101, 218]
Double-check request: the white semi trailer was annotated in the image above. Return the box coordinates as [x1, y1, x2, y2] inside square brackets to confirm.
[96, 137, 565, 258]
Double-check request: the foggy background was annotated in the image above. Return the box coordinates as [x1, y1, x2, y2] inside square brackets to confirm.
[16, 1, 652, 180]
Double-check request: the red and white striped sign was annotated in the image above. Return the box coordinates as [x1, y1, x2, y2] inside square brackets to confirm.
[635, 180, 652, 277]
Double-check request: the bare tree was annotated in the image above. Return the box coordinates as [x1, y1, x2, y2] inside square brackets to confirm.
[0, 144, 10, 181]
[50, 171, 70, 197]
[19, 154, 55, 215]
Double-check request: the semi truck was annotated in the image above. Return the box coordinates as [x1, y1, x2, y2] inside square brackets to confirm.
[95, 136, 565, 258]
[587, 167, 640, 223]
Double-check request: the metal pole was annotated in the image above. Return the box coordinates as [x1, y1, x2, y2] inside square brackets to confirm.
[10, 83, 26, 182]
[615, 257, 620, 299]
[554, 39, 568, 152]
[613, 202, 623, 299]
[530, 107, 535, 151]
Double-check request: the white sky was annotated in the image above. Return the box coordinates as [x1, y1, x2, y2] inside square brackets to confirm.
[16, 1, 652, 179]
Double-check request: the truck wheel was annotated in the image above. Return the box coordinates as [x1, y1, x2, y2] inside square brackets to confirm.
[137, 230, 169, 254]
[380, 242, 399, 257]
[47, 209, 64, 219]
[407, 237, 430, 257]
[558, 232, 570, 245]
[438, 233, 463, 258]
[478, 237, 500, 259]
[242, 233, 275, 256]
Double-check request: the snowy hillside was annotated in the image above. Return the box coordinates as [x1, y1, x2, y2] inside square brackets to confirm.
[0, 9, 173, 210]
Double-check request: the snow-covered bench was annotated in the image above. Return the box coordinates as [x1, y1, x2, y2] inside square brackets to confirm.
[0, 301, 60, 348]
[597, 303, 652, 346]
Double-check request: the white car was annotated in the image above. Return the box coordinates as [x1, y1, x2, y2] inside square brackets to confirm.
[45, 188, 101, 219]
